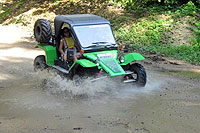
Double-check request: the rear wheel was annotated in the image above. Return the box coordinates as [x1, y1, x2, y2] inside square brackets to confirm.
[126, 63, 147, 87]
[34, 19, 52, 43]
[34, 55, 47, 71]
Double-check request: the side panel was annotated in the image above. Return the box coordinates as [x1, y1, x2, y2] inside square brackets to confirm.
[35, 44, 57, 66]
[120, 52, 145, 66]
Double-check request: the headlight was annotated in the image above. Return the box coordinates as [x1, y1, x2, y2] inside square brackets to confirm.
[96, 62, 100, 66]
[119, 56, 125, 63]
[95, 59, 100, 66]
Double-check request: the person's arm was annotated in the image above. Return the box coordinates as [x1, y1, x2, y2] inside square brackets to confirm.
[59, 41, 67, 61]
[59, 41, 65, 55]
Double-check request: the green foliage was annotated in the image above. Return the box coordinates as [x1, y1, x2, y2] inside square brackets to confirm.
[54, 0, 62, 5]
[131, 44, 200, 64]
[163, 45, 200, 64]
[194, 22, 200, 45]
[114, 16, 172, 46]
[69, 1, 75, 6]
[113, 0, 154, 9]
[112, 0, 200, 64]
[0, 0, 26, 23]
[175, 1, 198, 16]
[111, 0, 200, 9]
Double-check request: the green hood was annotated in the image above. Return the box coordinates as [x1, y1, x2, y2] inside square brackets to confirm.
[83, 50, 127, 77]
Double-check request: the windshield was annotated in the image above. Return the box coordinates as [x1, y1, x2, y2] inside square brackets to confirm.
[73, 24, 116, 48]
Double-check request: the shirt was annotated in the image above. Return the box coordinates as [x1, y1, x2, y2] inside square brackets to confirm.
[61, 37, 75, 49]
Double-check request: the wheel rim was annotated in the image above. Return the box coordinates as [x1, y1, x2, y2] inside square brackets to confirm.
[130, 72, 138, 81]
[125, 73, 138, 81]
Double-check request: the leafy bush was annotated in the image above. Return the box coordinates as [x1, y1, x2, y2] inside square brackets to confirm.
[194, 22, 200, 45]
[175, 1, 198, 16]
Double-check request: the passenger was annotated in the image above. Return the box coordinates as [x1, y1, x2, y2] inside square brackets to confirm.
[59, 27, 77, 62]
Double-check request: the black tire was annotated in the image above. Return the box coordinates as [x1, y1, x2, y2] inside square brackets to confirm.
[34, 19, 52, 43]
[129, 63, 147, 87]
[34, 55, 47, 71]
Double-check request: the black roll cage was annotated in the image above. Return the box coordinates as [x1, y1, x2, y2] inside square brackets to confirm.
[54, 14, 117, 53]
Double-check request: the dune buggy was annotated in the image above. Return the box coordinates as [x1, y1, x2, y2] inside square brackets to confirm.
[33, 14, 147, 87]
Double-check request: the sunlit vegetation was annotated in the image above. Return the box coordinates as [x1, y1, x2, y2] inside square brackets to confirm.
[111, 0, 200, 64]
[0, 0, 199, 64]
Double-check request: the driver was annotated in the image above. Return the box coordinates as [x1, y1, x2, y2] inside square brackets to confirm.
[59, 27, 77, 62]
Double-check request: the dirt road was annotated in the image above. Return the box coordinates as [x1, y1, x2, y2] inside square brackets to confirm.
[0, 25, 200, 133]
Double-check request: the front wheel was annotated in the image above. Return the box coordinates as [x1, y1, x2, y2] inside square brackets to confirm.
[34, 55, 47, 71]
[126, 63, 147, 87]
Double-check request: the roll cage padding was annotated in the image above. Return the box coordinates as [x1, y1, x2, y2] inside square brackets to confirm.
[54, 14, 110, 52]
[54, 14, 110, 39]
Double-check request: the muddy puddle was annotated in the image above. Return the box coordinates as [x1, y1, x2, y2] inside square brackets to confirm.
[36, 69, 163, 98]
[1, 67, 200, 133]
[0, 64, 167, 132]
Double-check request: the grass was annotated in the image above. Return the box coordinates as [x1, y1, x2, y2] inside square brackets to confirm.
[130, 44, 200, 65]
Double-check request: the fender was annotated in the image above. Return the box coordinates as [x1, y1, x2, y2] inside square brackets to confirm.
[35, 44, 57, 66]
[120, 52, 145, 66]
[69, 59, 97, 71]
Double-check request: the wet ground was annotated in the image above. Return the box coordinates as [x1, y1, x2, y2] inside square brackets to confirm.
[0, 25, 200, 133]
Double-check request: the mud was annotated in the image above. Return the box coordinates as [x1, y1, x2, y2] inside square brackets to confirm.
[0, 25, 200, 133]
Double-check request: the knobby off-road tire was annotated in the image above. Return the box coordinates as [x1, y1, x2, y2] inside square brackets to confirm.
[34, 19, 52, 43]
[129, 63, 147, 87]
[34, 55, 47, 71]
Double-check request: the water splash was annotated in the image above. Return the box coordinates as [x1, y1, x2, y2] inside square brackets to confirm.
[1, 70, 163, 110]
[32, 69, 163, 100]
[34, 70, 118, 97]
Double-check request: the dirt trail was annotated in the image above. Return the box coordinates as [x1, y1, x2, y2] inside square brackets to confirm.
[0, 25, 200, 133]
